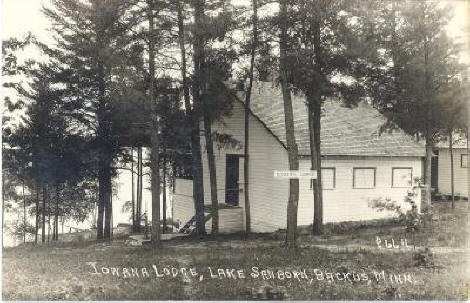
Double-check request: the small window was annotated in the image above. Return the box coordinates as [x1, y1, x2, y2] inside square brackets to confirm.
[353, 168, 376, 189]
[462, 154, 468, 168]
[310, 168, 336, 190]
[392, 168, 412, 188]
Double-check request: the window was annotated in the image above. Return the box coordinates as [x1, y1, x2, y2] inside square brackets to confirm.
[392, 168, 412, 188]
[353, 168, 376, 188]
[462, 154, 468, 168]
[310, 168, 336, 190]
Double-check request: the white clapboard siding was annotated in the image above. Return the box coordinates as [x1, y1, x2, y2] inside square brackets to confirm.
[437, 148, 468, 197]
[205, 208, 244, 234]
[172, 179, 194, 228]
[200, 101, 289, 233]
[297, 157, 423, 225]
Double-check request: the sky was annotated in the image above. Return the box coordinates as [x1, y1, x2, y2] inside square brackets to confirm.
[1, 0, 469, 60]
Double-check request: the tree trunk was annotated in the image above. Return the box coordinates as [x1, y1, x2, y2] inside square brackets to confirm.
[422, 17, 432, 212]
[23, 178, 26, 244]
[97, 178, 105, 240]
[96, 57, 111, 241]
[449, 130, 455, 209]
[309, 12, 325, 236]
[103, 159, 112, 240]
[147, 0, 161, 248]
[279, 0, 299, 248]
[55, 185, 59, 241]
[309, 100, 323, 235]
[42, 184, 46, 243]
[47, 199, 51, 243]
[204, 115, 219, 235]
[35, 183, 39, 244]
[131, 147, 135, 231]
[176, 0, 206, 236]
[176, 1, 191, 116]
[163, 148, 167, 233]
[136, 146, 143, 232]
[244, 0, 259, 236]
[423, 137, 433, 211]
[1, 157, 4, 247]
[191, 0, 207, 237]
[110, 194, 113, 238]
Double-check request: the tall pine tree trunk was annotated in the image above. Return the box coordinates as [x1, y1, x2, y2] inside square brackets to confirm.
[23, 178, 26, 243]
[423, 22, 432, 211]
[96, 58, 112, 241]
[204, 115, 219, 235]
[449, 130, 455, 209]
[102, 156, 113, 241]
[55, 185, 59, 241]
[309, 16, 325, 235]
[35, 183, 39, 244]
[279, 0, 299, 248]
[191, 0, 207, 237]
[244, 0, 259, 235]
[162, 148, 167, 233]
[424, 138, 433, 211]
[42, 184, 46, 243]
[309, 99, 323, 234]
[131, 147, 135, 231]
[136, 146, 143, 232]
[47, 199, 51, 243]
[147, 0, 162, 248]
[97, 177, 105, 240]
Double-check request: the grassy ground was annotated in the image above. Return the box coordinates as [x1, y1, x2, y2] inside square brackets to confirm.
[3, 201, 469, 300]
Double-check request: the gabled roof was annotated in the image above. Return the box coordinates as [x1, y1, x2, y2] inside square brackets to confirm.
[240, 82, 425, 157]
[435, 138, 467, 149]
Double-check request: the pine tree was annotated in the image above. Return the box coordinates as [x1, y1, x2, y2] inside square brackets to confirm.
[278, 0, 300, 248]
[42, 0, 136, 241]
[364, 1, 464, 211]
[242, 0, 259, 236]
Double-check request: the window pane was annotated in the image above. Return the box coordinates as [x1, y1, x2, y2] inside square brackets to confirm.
[353, 168, 375, 188]
[462, 154, 468, 168]
[392, 168, 412, 187]
[321, 168, 335, 189]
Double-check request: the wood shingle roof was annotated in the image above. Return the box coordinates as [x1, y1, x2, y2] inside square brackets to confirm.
[241, 82, 425, 157]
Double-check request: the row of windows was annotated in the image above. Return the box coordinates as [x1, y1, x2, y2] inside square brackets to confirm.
[310, 167, 413, 190]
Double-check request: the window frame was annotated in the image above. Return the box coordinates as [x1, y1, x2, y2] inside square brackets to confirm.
[310, 167, 336, 190]
[461, 154, 468, 168]
[391, 167, 413, 188]
[352, 167, 376, 189]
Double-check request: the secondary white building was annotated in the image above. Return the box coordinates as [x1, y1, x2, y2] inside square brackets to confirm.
[434, 140, 468, 198]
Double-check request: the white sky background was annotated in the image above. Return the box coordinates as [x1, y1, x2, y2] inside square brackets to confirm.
[1, 0, 469, 233]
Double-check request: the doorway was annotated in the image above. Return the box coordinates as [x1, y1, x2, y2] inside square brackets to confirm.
[225, 155, 240, 206]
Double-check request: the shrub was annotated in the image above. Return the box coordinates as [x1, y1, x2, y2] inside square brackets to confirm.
[412, 247, 434, 267]
[368, 178, 429, 233]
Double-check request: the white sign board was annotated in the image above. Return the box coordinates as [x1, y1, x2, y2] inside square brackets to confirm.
[273, 170, 318, 179]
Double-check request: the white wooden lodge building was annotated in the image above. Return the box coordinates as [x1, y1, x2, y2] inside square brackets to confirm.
[171, 82, 426, 234]
[433, 140, 468, 199]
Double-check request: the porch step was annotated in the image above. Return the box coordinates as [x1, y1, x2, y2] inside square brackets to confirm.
[179, 212, 212, 234]
[127, 233, 188, 246]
